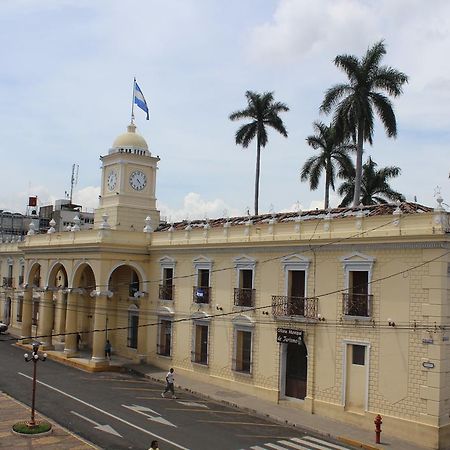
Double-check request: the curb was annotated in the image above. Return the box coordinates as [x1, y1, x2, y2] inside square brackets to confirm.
[14, 343, 122, 373]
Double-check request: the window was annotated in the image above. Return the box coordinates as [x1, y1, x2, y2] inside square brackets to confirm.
[3, 297, 11, 325]
[341, 253, 375, 318]
[16, 297, 23, 322]
[157, 318, 172, 356]
[18, 264, 25, 286]
[234, 329, 252, 373]
[192, 322, 209, 364]
[127, 306, 139, 349]
[129, 271, 139, 297]
[233, 256, 256, 308]
[32, 299, 39, 326]
[159, 257, 176, 301]
[193, 257, 212, 304]
[352, 345, 366, 365]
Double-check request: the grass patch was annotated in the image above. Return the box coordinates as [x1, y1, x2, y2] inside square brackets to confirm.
[12, 421, 52, 434]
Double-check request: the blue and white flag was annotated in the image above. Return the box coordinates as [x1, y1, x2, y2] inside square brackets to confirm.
[134, 80, 149, 120]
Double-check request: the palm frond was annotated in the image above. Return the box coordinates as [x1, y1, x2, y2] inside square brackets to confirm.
[370, 92, 397, 138]
[320, 84, 353, 114]
[373, 67, 408, 97]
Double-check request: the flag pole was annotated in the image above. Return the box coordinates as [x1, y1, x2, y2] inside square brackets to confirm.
[131, 77, 136, 124]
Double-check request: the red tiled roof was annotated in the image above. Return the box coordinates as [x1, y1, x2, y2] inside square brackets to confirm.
[155, 202, 433, 232]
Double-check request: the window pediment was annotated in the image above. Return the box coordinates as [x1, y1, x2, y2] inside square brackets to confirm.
[193, 256, 213, 270]
[159, 256, 176, 269]
[340, 252, 375, 271]
[282, 254, 310, 270]
[233, 255, 256, 270]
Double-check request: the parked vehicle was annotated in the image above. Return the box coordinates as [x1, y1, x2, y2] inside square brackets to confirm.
[0, 322, 8, 333]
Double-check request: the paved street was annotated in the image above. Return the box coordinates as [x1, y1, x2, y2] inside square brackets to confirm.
[0, 335, 355, 450]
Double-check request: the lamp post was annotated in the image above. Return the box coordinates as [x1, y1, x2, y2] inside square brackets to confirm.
[24, 341, 47, 427]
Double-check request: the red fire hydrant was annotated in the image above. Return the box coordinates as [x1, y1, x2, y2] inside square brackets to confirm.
[374, 414, 382, 444]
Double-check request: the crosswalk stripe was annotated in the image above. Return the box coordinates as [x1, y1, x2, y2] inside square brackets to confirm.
[277, 439, 312, 449]
[293, 437, 349, 450]
[265, 443, 295, 450]
[249, 447, 267, 450]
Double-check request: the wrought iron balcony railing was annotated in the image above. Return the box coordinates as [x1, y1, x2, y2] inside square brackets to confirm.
[343, 293, 373, 317]
[271, 295, 318, 319]
[3, 277, 13, 288]
[159, 284, 174, 301]
[234, 288, 255, 307]
[193, 286, 211, 304]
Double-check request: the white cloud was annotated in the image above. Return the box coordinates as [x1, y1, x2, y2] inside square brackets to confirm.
[72, 186, 100, 211]
[158, 193, 242, 222]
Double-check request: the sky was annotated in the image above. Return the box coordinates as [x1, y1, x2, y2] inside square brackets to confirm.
[0, 0, 449, 221]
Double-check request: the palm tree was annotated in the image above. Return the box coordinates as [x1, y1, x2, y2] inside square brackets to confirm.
[229, 90, 289, 215]
[320, 40, 408, 207]
[337, 157, 405, 207]
[300, 121, 355, 209]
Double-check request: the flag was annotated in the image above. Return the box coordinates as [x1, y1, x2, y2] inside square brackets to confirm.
[134, 80, 149, 120]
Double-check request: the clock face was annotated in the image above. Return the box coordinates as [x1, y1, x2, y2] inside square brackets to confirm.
[129, 170, 147, 191]
[107, 170, 118, 191]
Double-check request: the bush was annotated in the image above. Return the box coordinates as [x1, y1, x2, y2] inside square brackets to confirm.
[12, 421, 52, 434]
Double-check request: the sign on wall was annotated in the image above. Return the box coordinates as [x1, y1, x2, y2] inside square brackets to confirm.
[277, 328, 303, 345]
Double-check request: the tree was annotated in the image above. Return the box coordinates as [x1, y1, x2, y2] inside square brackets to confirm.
[229, 90, 289, 215]
[320, 40, 408, 207]
[300, 121, 355, 209]
[337, 156, 405, 207]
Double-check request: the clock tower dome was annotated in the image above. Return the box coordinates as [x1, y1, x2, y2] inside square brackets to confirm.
[94, 122, 160, 231]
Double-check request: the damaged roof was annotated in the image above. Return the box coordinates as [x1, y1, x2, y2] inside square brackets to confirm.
[156, 202, 433, 232]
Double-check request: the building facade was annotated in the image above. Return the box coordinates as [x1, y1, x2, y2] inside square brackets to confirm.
[0, 123, 449, 449]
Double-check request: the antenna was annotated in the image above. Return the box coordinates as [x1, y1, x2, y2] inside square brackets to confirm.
[69, 164, 79, 203]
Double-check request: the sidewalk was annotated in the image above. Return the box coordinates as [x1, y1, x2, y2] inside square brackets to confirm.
[125, 362, 430, 450]
[0, 391, 97, 449]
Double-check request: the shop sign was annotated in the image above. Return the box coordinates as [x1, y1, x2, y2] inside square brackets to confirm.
[277, 328, 303, 345]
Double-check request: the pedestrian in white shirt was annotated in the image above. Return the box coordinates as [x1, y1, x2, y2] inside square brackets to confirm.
[161, 368, 176, 399]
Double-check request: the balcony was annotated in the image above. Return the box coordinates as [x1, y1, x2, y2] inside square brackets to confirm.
[159, 284, 174, 301]
[343, 293, 373, 317]
[234, 288, 255, 308]
[272, 296, 318, 319]
[3, 277, 13, 288]
[193, 286, 211, 304]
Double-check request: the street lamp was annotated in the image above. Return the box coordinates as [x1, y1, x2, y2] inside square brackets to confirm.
[24, 341, 47, 427]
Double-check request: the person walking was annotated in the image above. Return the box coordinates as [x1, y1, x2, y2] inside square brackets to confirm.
[104, 339, 112, 360]
[161, 368, 176, 399]
[149, 440, 159, 449]
[77, 333, 82, 351]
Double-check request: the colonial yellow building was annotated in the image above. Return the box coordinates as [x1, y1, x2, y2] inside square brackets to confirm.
[0, 124, 449, 449]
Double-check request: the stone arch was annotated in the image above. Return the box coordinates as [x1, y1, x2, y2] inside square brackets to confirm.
[46, 261, 69, 288]
[106, 261, 147, 293]
[26, 262, 42, 288]
[70, 261, 96, 291]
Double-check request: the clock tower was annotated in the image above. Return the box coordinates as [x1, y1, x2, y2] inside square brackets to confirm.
[94, 122, 160, 231]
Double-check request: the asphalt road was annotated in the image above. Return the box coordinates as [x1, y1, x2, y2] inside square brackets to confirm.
[0, 335, 353, 450]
